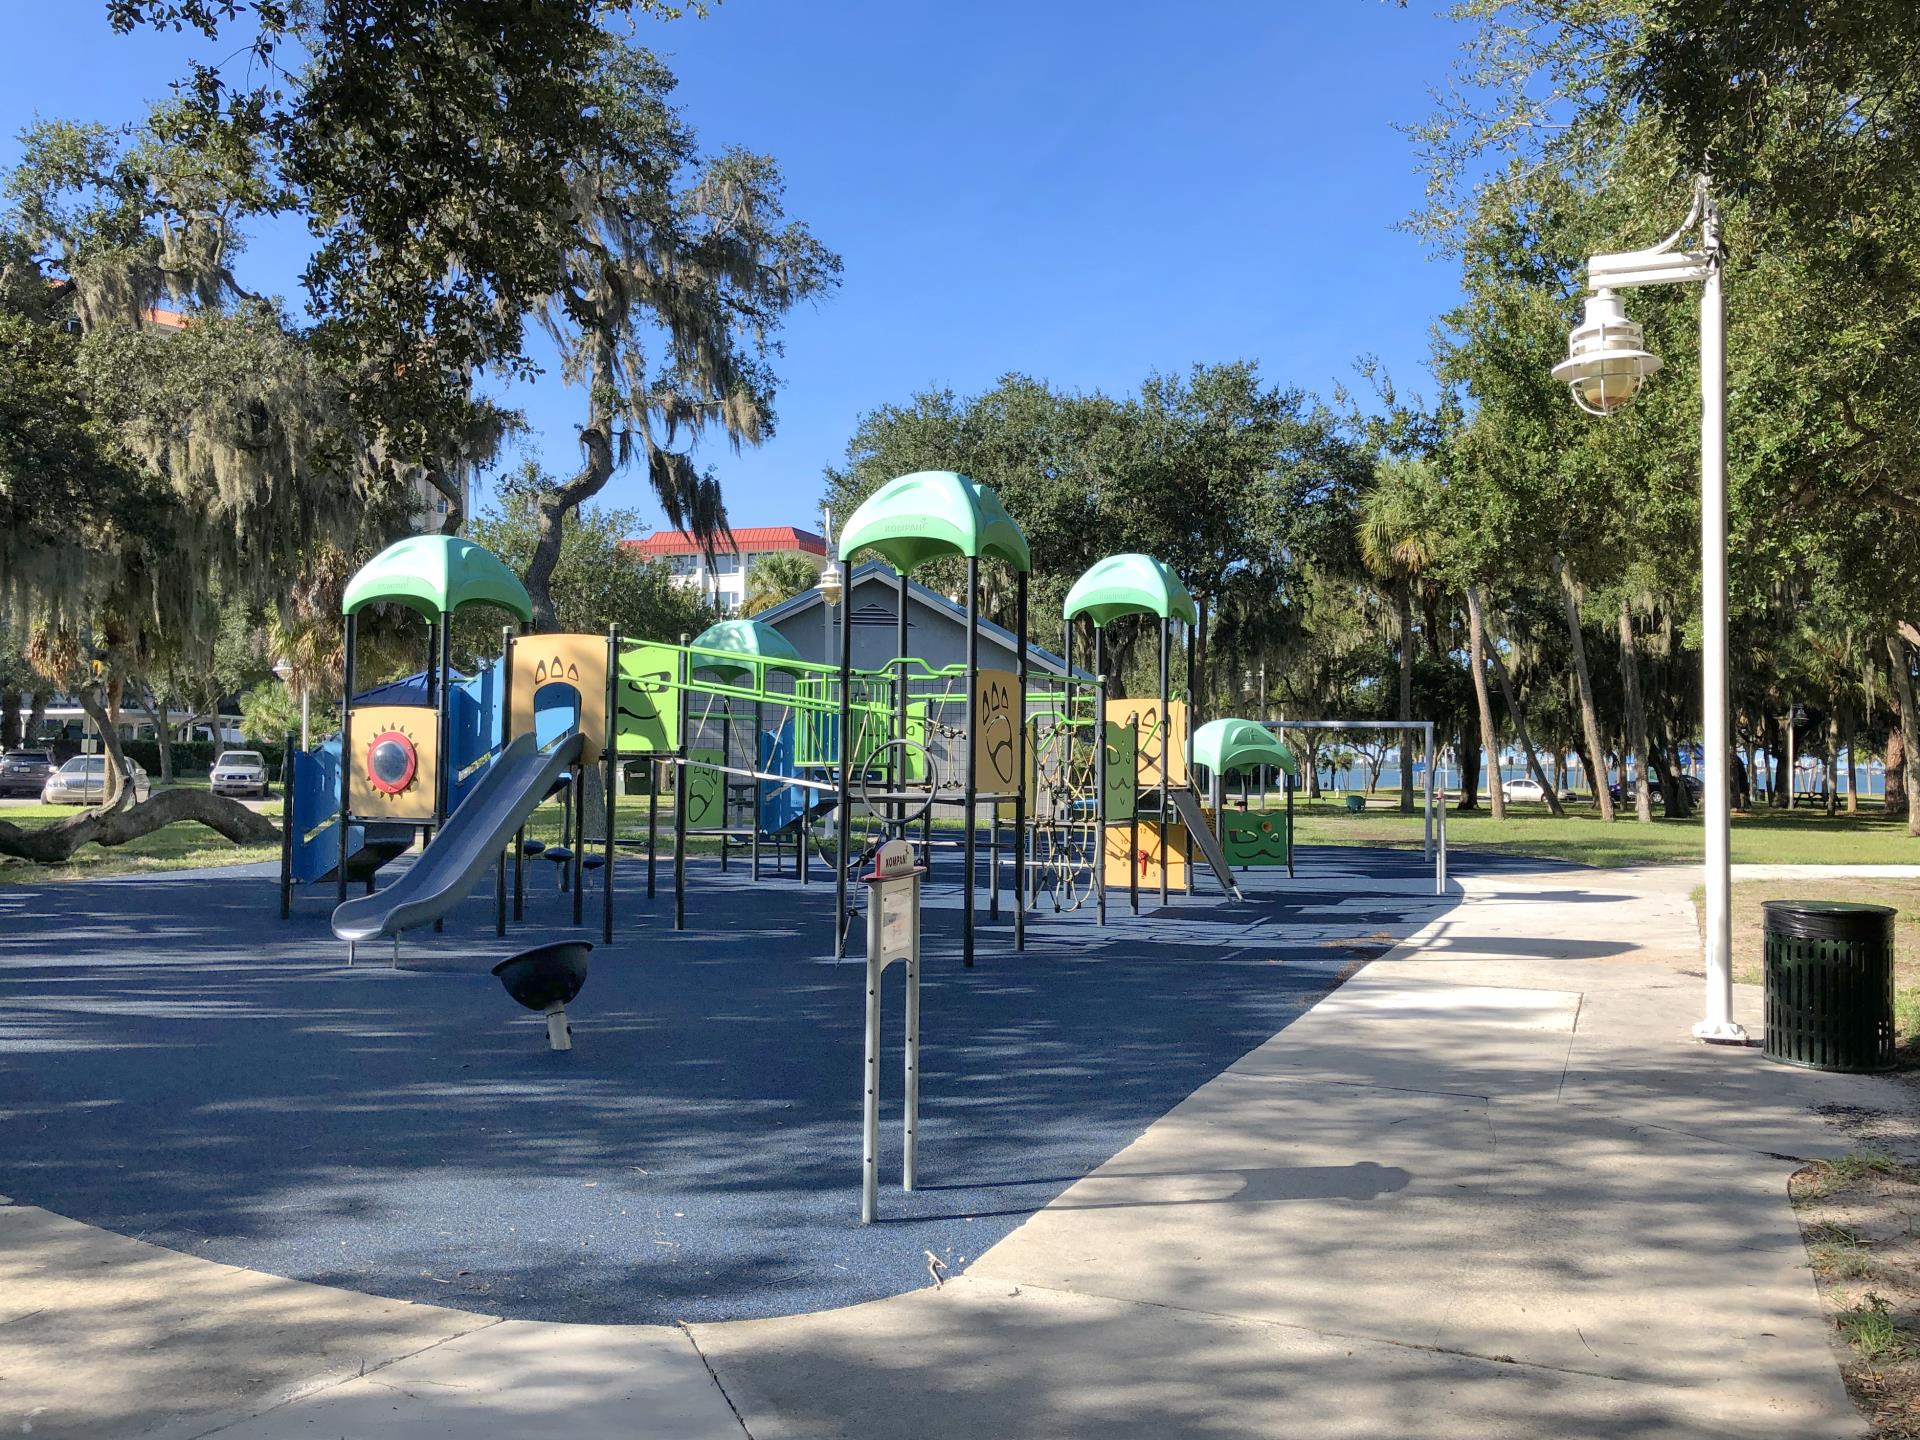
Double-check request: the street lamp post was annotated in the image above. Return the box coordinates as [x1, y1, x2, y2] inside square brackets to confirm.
[1552, 175, 1744, 1044]
[818, 505, 844, 663]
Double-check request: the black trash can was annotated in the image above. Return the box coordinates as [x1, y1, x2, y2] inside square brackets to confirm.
[1762, 901, 1897, 1073]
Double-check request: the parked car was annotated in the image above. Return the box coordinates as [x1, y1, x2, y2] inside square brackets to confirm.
[210, 749, 272, 799]
[1499, 777, 1579, 805]
[1609, 774, 1704, 806]
[41, 754, 150, 805]
[0, 749, 57, 798]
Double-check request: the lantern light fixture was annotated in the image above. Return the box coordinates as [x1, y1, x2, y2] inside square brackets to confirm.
[1551, 288, 1663, 416]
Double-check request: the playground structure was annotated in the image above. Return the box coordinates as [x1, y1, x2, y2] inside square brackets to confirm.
[278, 471, 1308, 962]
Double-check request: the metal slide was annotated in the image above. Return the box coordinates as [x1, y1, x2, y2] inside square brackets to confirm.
[1166, 785, 1244, 901]
[331, 730, 587, 944]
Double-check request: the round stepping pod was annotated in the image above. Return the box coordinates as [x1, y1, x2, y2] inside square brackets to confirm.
[520, 838, 547, 858]
[492, 941, 591, 1051]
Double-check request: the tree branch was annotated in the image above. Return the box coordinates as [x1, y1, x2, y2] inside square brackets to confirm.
[0, 787, 277, 864]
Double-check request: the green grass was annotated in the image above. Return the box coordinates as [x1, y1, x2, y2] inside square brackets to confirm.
[1286, 796, 1920, 869]
[0, 782, 743, 889]
[1807, 1224, 1878, 1280]
[0, 788, 281, 886]
[1837, 1294, 1907, 1361]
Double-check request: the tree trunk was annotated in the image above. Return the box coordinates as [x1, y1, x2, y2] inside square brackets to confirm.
[0, 785, 277, 862]
[1890, 633, 1920, 836]
[525, 491, 569, 631]
[135, 686, 175, 785]
[1825, 711, 1841, 817]
[1397, 577, 1415, 814]
[1463, 584, 1504, 819]
[1302, 735, 1323, 798]
[1843, 701, 1858, 815]
[1887, 720, 1907, 819]
[1472, 584, 1565, 817]
[0, 684, 17, 751]
[1194, 591, 1210, 730]
[1456, 730, 1481, 811]
[26, 689, 48, 744]
[75, 687, 130, 811]
[1554, 557, 1614, 819]
[1616, 600, 1654, 823]
[524, 369, 619, 632]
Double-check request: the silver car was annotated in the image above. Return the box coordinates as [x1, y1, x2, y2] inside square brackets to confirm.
[210, 749, 272, 798]
[41, 755, 151, 805]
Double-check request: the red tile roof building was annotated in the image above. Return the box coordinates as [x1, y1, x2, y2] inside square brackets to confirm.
[624, 526, 828, 615]
[625, 526, 826, 559]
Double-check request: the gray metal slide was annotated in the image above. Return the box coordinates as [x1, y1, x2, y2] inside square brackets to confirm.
[1167, 784, 1244, 901]
[331, 730, 587, 944]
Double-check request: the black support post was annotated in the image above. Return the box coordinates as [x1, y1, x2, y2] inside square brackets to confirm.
[337, 612, 356, 906]
[1012, 568, 1027, 951]
[279, 728, 294, 919]
[674, 642, 689, 931]
[962, 556, 979, 968]
[834, 591, 853, 958]
[604, 626, 617, 945]
[1094, 625, 1108, 927]
[500, 626, 514, 936]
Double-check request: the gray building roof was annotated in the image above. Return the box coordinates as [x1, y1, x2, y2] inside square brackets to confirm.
[755, 563, 1088, 679]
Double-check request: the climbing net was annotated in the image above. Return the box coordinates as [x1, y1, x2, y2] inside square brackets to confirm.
[1028, 691, 1102, 912]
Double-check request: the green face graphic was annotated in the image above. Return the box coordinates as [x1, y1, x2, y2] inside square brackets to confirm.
[1223, 810, 1289, 867]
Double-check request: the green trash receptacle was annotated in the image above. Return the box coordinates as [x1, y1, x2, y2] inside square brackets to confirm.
[1343, 794, 1365, 814]
[1762, 901, 1897, 1073]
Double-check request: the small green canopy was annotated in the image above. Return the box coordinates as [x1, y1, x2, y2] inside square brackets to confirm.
[688, 618, 806, 682]
[1062, 553, 1198, 627]
[342, 535, 534, 622]
[1190, 718, 1297, 778]
[838, 470, 1031, 574]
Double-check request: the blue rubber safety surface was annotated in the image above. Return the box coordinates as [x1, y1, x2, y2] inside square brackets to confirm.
[0, 844, 1487, 1325]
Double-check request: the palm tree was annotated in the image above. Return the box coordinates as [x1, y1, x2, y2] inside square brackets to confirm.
[742, 552, 823, 616]
[1357, 459, 1442, 813]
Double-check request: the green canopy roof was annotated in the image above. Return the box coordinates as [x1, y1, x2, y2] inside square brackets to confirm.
[1062, 553, 1197, 627]
[837, 470, 1031, 574]
[1190, 717, 1297, 778]
[342, 535, 534, 622]
[688, 618, 806, 682]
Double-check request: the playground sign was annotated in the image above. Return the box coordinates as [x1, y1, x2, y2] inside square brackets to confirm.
[860, 837, 923, 1224]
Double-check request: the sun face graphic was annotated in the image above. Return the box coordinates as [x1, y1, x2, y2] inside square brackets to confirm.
[365, 726, 421, 799]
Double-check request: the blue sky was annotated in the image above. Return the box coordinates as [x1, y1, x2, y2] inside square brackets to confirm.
[1, 2, 1466, 535]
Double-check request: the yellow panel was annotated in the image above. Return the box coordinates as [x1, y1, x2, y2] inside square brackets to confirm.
[1105, 696, 1188, 791]
[996, 715, 1038, 820]
[972, 667, 1020, 793]
[1103, 819, 1189, 889]
[347, 705, 439, 821]
[509, 633, 610, 763]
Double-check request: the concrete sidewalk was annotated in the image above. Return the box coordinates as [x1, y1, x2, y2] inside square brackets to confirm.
[2, 861, 1893, 1437]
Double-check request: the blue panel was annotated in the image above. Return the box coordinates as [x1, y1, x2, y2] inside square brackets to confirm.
[757, 717, 822, 836]
[448, 657, 506, 812]
[533, 685, 581, 751]
[353, 671, 432, 707]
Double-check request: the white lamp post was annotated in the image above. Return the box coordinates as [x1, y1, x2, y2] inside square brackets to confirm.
[818, 505, 844, 665]
[272, 657, 310, 753]
[1553, 175, 1744, 1044]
